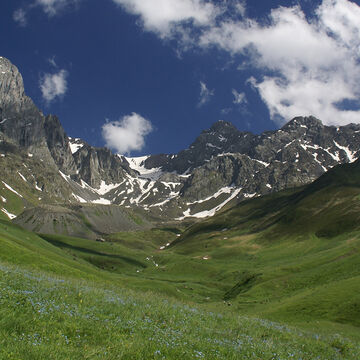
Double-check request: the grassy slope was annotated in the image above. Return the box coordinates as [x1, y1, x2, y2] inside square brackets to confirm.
[3, 262, 359, 360]
[0, 219, 107, 280]
[0, 219, 358, 359]
[166, 160, 360, 331]
[1, 160, 360, 358]
[32, 181, 360, 335]
[0, 146, 73, 219]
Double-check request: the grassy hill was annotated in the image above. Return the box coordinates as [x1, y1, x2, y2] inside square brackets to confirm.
[1, 219, 359, 359]
[1, 160, 360, 358]
[168, 160, 360, 327]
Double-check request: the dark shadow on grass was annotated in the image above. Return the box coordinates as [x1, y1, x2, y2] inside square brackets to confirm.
[41, 236, 146, 268]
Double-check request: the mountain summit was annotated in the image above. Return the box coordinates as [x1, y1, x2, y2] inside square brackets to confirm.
[0, 56, 26, 107]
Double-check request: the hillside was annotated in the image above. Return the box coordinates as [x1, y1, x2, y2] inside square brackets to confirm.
[1, 158, 360, 358]
[1, 216, 360, 359]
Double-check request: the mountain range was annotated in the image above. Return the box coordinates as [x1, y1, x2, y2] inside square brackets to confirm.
[1, 56, 360, 237]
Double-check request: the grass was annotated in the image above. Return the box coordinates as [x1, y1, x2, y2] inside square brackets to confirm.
[1, 160, 360, 358]
[1, 262, 359, 359]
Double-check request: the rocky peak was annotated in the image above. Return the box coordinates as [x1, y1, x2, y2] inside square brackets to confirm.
[0, 57, 27, 109]
[281, 116, 323, 132]
[0, 57, 72, 168]
[208, 120, 238, 134]
[0, 57, 49, 156]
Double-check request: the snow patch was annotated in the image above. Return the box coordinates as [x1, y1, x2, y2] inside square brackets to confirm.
[312, 153, 327, 172]
[68, 138, 84, 154]
[300, 142, 341, 163]
[206, 143, 221, 149]
[72, 193, 87, 203]
[125, 155, 164, 181]
[2, 181, 23, 198]
[177, 188, 242, 220]
[253, 159, 270, 167]
[96, 180, 123, 195]
[186, 186, 234, 206]
[91, 198, 112, 205]
[324, 148, 340, 162]
[217, 152, 237, 157]
[1, 208, 16, 220]
[148, 190, 179, 208]
[333, 141, 357, 163]
[17, 172, 27, 182]
[284, 140, 295, 148]
[59, 171, 70, 182]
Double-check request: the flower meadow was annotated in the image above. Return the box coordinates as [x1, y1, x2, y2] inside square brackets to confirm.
[1, 263, 359, 359]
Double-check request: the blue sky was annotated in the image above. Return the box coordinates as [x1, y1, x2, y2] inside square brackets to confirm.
[2, 0, 360, 155]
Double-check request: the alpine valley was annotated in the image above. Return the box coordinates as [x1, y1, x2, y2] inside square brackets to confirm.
[1, 57, 360, 359]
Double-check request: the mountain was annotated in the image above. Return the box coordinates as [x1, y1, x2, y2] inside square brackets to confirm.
[1, 56, 360, 236]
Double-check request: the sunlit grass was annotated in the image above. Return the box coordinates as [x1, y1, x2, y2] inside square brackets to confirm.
[1, 263, 359, 360]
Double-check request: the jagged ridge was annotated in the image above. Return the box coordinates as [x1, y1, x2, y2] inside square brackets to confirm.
[1, 56, 360, 230]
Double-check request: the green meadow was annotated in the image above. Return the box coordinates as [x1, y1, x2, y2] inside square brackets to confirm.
[1, 160, 360, 358]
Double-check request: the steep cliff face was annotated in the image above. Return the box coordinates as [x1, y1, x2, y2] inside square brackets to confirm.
[72, 144, 135, 188]
[44, 114, 77, 175]
[0, 57, 52, 161]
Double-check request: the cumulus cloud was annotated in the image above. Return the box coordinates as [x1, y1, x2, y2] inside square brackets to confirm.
[102, 113, 153, 154]
[39, 70, 68, 103]
[232, 89, 247, 105]
[13, 8, 27, 26]
[198, 81, 214, 107]
[111, 0, 218, 38]
[198, 1, 360, 125]
[116, 0, 360, 126]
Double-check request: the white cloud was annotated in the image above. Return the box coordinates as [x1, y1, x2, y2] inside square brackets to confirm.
[198, 81, 214, 107]
[102, 113, 153, 154]
[232, 89, 247, 105]
[35, 0, 79, 16]
[13, 8, 27, 26]
[199, 1, 360, 126]
[116, 0, 360, 127]
[13, 0, 79, 25]
[111, 0, 219, 38]
[39, 70, 68, 103]
[48, 56, 57, 67]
